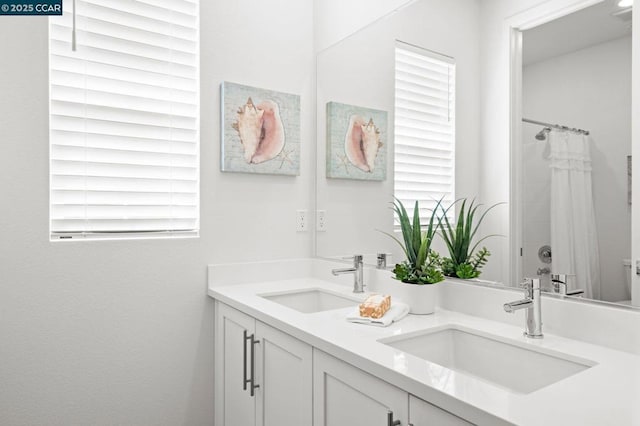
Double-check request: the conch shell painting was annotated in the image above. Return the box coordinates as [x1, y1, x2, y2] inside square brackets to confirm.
[344, 115, 383, 173]
[232, 98, 285, 164]
[222, 82, 300, 176]
[327, 102, 387, 181]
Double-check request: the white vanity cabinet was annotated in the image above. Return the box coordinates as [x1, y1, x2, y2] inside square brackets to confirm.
[214, 300, 475, 426]
[313, 349, 408, 426]
[313, 349, 475, 426]
[215, 303, 255, 426]
[214, 302, 312, 426]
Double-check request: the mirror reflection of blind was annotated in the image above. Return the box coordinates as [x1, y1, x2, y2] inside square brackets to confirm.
[49, 0, 199, 240]
[394, 42, 455, 224]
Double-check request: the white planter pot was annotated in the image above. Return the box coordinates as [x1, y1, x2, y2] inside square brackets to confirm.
[393, 281, 439, 315]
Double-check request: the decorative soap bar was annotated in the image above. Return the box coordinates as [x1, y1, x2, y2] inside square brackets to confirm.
[359, 294, 391, 319]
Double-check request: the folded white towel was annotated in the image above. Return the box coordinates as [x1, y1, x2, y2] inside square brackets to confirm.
[346, 302, 410, 327]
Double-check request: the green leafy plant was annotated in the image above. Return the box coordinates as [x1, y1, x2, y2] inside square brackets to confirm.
[380, 198, 444, 285]
[438, 199, 501, 279]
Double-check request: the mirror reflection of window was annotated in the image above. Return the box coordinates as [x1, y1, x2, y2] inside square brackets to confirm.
[393, 42, 456, 227]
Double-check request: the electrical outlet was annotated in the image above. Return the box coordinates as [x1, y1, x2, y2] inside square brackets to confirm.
[316, 210, 327, 232]
[296, 210, 308, 232]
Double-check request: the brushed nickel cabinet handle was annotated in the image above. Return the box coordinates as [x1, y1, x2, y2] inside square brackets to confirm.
[387, 411, 401, 426]
[243, 330, 251, 391]
[249, 335, 260, 397]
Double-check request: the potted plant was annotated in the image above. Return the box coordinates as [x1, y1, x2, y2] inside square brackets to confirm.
[437, 198, 501, 279]
[380, 198, 444, 314]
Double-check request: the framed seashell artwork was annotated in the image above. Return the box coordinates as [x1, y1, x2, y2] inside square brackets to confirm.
[326, 102, 388, 181]
[221, 82, 301, 176]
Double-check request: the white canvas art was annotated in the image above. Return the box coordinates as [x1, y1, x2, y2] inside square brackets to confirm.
[221, 82, 300, 176]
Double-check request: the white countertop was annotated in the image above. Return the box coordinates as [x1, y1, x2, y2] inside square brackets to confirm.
[209, 277, 640, 426]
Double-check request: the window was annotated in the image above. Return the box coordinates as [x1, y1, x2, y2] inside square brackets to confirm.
[49, 0, 199, 240]
[394, 42, 455, 223]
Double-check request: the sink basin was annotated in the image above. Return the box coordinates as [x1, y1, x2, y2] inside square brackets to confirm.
[379, 325, 596, 394]
[260, 288, 361, 314]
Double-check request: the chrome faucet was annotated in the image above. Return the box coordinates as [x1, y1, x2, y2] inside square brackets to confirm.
[551, 274, 584, 296]
[504, 278, 543, 338]
[332, 255, 364, 293]
[376, 253, 389, 269]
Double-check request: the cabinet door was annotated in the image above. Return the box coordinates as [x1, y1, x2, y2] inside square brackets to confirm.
[215, 302, 256, 426]
[409, 395, 474, 426]
[255, 322, 312, 426]
[313, 349, 408, 426]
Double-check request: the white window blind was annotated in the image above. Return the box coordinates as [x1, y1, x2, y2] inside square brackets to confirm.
[394, 42, 455, 223]
[49, 0, 199, 240]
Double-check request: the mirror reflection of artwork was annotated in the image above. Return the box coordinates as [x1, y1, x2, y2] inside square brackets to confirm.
[221, 82, 300, 176]
[326, 102, 387, 181]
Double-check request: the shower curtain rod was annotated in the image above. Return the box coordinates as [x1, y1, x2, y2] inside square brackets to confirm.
[522, 118, 590, 135]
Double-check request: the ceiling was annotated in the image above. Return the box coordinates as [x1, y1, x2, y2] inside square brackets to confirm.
[523, 0, 632, 65]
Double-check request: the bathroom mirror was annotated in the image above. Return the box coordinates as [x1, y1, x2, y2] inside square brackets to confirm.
[315, 0, 638, 309]
[315, 0, 481, 268]
[511, 0, 635, 307]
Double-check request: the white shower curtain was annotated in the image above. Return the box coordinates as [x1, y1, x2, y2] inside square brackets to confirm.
[547, 130, 600, 299]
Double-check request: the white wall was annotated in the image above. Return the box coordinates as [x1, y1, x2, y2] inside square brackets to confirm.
[521, 36, 632, 302]
[315, 0, 481, 265]
[0, 1, 314, 424]
[204, 1, 315, 265]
